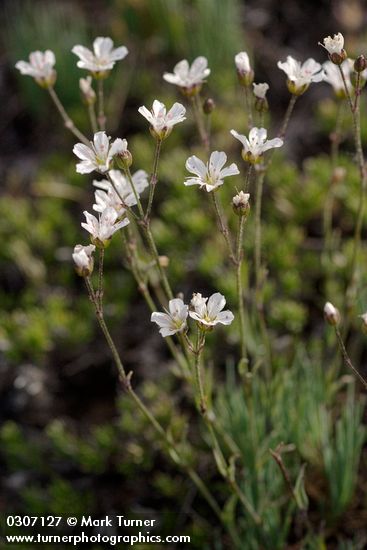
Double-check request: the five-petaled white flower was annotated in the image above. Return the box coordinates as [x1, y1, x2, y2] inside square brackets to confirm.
[185, 151, 239, 192]
[73, 132, 127, 174]
[319, 33, 346, 64]
[138, 100, 186, 140]
[253, 82, 269, 99]
[163, 56, 210, 95]
[93, 169, 149, 215]
[189, 292, 234, 328]
[15, 50, 56, 87]
[72, 37, 128, 75]
[151, 299, 189, 337]
[231, 127, 283, 164]
[277, 56, 324, 95]
[72, 244, 95, 276]
[81, 207, 129, 247]
[322, 60, 352, 97]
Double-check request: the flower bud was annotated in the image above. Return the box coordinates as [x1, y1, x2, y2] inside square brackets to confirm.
[324, 301, 340, 326]
[203, 98, 215, 114]
[114, 148, 133, 169]
[72, 244, 95, 277]
[235, 52, 254, 87]
[354, 54, 367, 73]
[232, 191, 250, 216]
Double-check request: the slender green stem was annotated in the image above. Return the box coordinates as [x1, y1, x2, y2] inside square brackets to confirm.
[47, 86, 90, 146]
[106, 173, 140, 222]
[211, 192, 236, 263]
[236, 214, 247, 362]
[88, 102, 98, 134]
[97, 78, 106, 131]
[97, 248, 104, 310]
[188, 332, 262, 526]
[121, 229, 190, 379]
[124, 167, 145, 219]
[84, 276, 224, 524]
[254, 170, 265, 291]
[191, 94, 209, 154]
[243, 85, 253, 129]
[278, 95, 297, 138]
[144, 224, 173, 301]
[194, 330, 207, 414]
[145, 139, 162, 221]
[335, 326, 367, 389]
[323, 100, 344, 269]
[339, 65, 366, 310]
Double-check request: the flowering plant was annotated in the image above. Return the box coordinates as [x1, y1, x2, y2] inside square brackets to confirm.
[14, 27, 367, 548]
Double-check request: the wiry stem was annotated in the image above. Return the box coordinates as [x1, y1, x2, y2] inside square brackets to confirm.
[191, 93, 209, 154]
[211, 192, 236, 263]
[339, 65, 367, 310]
[323, 100, 344, 273]
[188, 330, 262, 526]
[84, 276, 224, 524]
[97, 78, 106, 131]
[124, 167, 145, 219]
[47, 86, 90, 146]
[121, 229, 191, 380]
[254, 169, 265, 292]
[145, 139, 162, 221]
[334, 326, 367, 389]
[88, 102, 98, 134]
[278, 95, 297, 139]
[236, 214, 247, 362]
[243, 85, 253, 129]
[194, 329, 207, 414]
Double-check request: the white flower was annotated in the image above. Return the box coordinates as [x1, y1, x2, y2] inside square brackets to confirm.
[322, 60, 352, 96]
[151, 299, 189, 337]
[73, 132, 127, 174]
[81, 207, 129, 247]
[72, 244, 95, 276]
[138, 100, 186, 140]
[185, 151, 239, 192]
[93, 169, 149, 214]
[15, 50, 56, 86]
[189, 292, 234, 328]
[235, 51, 251, 73]
[72, 37, 128, 74]
[79, 76, 96, 103]
[320, 33, 345, 56]
[277, 56, 324, 95]
[253, 82, 269, 99]
[231, 127, 283, 164]
[163, 56, 210, 94]
[324, 301, 340, 326]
